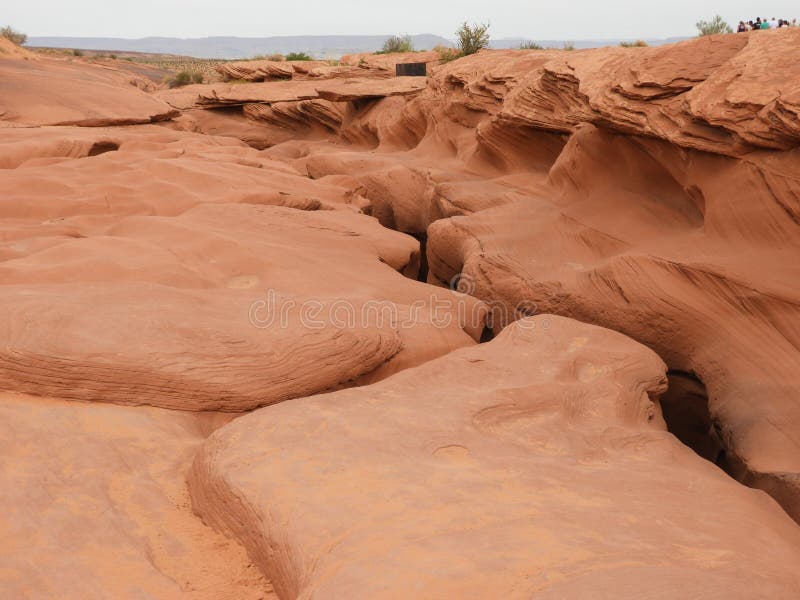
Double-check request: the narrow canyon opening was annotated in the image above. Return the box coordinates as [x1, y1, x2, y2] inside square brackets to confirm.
[411, 232, 428, 283]
[661, 370, 724, 465]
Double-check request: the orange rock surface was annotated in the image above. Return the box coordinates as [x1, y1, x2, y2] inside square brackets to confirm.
[191, 316, 800, 598]
[215, 59, 363, 82]
[0, 56, 176, 126]
[0, 392, 275, 599]
[1, 28, 800, 599]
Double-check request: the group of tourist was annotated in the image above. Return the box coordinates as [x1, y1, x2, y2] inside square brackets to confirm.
[737, 17, 795, 31]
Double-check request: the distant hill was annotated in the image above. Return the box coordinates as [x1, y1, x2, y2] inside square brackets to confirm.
[26, 35, 453, 59]
[26, 34, 692, 59]
[489, 37, 690, 49]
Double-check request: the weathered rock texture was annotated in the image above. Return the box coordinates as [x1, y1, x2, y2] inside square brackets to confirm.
[0, 127, 480, 410]
[191, 316, 800, 599]
[1, 27, 800, 600]
[156, 77, 425, 109]
[215, 59, 364, 82]
[288, 30, 800, 522]
[339, 50, 441, 73]
[0, 56, 177, 126]
[0, 391, 275, 599]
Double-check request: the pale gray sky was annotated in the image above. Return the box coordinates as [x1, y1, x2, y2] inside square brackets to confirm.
[6, 0, 799, 39]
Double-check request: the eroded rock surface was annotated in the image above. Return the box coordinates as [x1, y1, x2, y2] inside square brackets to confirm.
[0, 57, 177, 126]
[1, 27, 800, 600]
[0, 131, 479, 409]
[0, 392, 275, 599]
[215, 59, 362, 82]
[190, 316, 800, 598]
[275, 31, 800, 521]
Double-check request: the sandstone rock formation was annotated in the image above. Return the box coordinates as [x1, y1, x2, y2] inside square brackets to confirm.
[0, 391, 274, 599]
[303, 30, 800, 522]
[215, 59, 353, 82]
[315, 77, 427, 102]
[0, 128, 481, 410]
[339, 50, 440, 73]
[155, 81, 321, 109]
[191, 316, 800, 598]
[0, 56, 177, 126]
[2, 26, 800, 600]
[243, 99, 343, 136]
[497, 33, 800, 155]
[156, 77, 425, 110]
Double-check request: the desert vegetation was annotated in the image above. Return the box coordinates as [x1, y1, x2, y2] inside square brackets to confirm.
[519, 41, 543, 49]
[619, 40, 648, 47]
[431, 44, 458, 63]
[285, 51, 313, 61]
[166, 70, 204, 87]
[696, 15, 733, 35]
[0, 25, 26, 46]
[456, 21, 490, 55]
[378, 34, 414, 54]
[251, 53, 285, 61]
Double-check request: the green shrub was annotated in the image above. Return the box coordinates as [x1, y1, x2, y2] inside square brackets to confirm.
[0, 26, 27, 46]
[519, 41, 543, 50]
[696, 15, 733, 35]
[379, 34, 414, 54]
[110, 54, 117, 59]
[619, 40, 648, 47]
[285, 52, 312, 61]
[167, 70, 203, 88]
[562, 41, 575, 51]
[456, 21, 490, 55]
[434, 44, 461, 63]
[72, 48, 84, 57]
[252, 53, 284, 61]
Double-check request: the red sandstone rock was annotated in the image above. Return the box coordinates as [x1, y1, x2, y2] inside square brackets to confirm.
[154, 81, 321, 109]
[215, 59, 336, 81]
[309, 38, 800, 522]
[0, 56, 177, 126]
[190, 315, 800, 598]
[243, 99, 344, 134]
[0, 391, 275, 599]
[340, 50, 441, 73]
[0, 198, 479, 410]
[2, 30, 800, 598]
[315, 76, 427, 102]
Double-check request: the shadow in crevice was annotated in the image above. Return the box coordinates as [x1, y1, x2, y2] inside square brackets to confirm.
[661, 370, 724, 465]
[88, 141, 120, 156]
[479, 325, 495, 343]
[411, 232, 429, 283]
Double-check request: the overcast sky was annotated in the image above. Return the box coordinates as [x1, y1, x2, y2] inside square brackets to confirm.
[6, 1, 800, 39]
